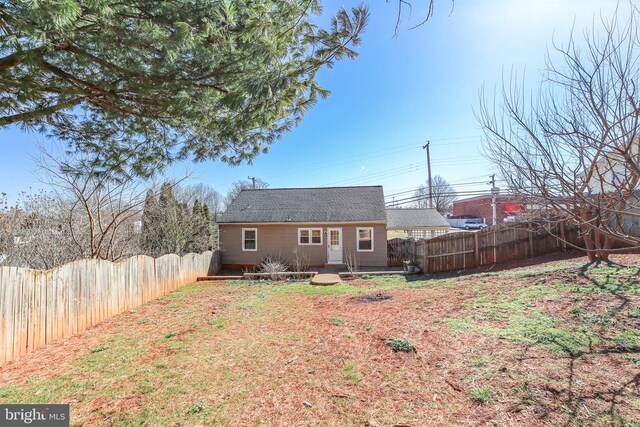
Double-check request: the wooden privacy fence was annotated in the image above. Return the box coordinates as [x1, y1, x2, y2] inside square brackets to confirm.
[0, 250, 220, 365]
[418, 222, 580, 274]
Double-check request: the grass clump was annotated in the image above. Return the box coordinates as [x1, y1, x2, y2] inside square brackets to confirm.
[331, 317, 343, 326]
[471, 385, 494, 404]
[344, 363, 362, 384]
[187, 402, 204, 414]
[384, 338, 416, 353]
[164, 332, 178, 339]
[90, 344, 111, 354]
[626, 307, 640, 318]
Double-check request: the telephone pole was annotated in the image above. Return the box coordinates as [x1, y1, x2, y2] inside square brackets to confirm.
[422, 142, 433, 208]
[247, 176, 257, 189]
[489, 174, 498, 225]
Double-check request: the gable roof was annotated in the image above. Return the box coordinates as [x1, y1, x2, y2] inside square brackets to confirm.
[219, 186, 386, 223]
[386, 208, 450, 229]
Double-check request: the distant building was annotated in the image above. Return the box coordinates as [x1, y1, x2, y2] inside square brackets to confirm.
[451, 195, 524, 224]
[385, 208, 450, 239]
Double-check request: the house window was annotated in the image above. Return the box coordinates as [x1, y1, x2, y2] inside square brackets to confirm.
[298, 228, 322, 245]
[357, 227, 374, 252]
[242, 228, 257, 251]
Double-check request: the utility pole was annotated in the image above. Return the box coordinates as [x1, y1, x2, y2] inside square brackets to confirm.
[422, 142, 433, 208]
[247, 176, 256, 189]
[489, 174, 498, 225]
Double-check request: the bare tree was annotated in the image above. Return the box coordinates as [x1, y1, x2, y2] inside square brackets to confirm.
[176, 183, 224, 221]
[33, 148, 150, 262]
[478, 5, 640, 262]
[224, 178, 269, 209]
[412, 175, 457, 214]
[0, 190, 80, 269]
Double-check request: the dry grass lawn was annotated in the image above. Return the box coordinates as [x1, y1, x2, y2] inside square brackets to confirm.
[1, 253, 639, 426]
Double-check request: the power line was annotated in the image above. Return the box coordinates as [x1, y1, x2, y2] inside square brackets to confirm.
[257, 136, 483, 181]
[386, 189, 497, 206]
[384, 180, 502, 199]
[323, 163, 424, 186]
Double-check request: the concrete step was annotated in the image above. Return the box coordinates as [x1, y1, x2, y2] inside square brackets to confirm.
[323, 263, 346, 269]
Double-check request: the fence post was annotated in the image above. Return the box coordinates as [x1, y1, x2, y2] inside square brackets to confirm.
[528, 222, 534, 257]
[412, 240, 417, 263]
[424, 240, 429, 273]
[474, 233, 480, 267]
[559, 221, 567, 252]
[493, 228, 497, 264]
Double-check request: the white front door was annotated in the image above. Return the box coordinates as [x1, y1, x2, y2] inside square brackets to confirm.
[327, 227, 343, 264]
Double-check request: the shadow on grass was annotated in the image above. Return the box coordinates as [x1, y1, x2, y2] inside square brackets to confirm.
[512, 265, 640, 425]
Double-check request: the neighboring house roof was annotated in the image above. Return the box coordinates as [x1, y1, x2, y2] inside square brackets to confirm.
[386, 208, 450, 229]
[219, 186, 386, 223]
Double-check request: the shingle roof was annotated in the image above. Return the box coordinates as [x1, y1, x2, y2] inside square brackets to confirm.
[219, 186, 386, 223]
[385, 208, 450, 228]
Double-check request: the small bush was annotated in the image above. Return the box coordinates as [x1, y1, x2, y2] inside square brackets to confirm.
[187, 402, 204, 414]
[471, 385, 494, 404]
[385, 338, 416, 353]
[292, 248, 310, 272]
[345, 250, 359, 274]
[569, 306, 582, 315]
[260, 254, 289, 280]
[332, 317, 343, 326]
[90, 344, 111, 353]
[165, 332, 177, 339]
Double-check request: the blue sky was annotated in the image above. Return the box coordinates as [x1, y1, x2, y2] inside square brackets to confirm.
[0, 0, 625, 203]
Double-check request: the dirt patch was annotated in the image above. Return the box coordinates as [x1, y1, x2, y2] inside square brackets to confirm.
[355, 293, 393, 303]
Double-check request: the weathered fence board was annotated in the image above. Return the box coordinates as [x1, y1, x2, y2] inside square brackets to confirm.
[0, 250, 220, 365]
[416, 222, 581, 274]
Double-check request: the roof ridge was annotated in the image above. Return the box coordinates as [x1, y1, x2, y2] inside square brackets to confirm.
[240, 185, 383, 191]
[386, 207, 439, 210]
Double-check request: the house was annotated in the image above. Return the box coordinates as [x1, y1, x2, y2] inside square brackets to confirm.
[452, 195, 524, 224]
[386, 208, 450, 239]
[217, 186, 388, 269]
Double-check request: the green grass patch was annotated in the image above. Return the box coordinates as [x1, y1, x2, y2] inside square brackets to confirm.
[501, 313, 596, 356]
[470, 385, 494, 404]
[331, 317, 343, 326]
[444, 318, 475, 334]
[90, 344, 111, 353]
[384, 338, 416, 353]
[343, 362, 362, 384]
[0, 387, 17, 399]
[627, 307, 640, 318]
[569, 306, 582, 315]
[613, 330, 640, 351]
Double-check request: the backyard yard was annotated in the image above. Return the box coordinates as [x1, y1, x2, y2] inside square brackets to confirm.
[1, 253, 639, 426]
